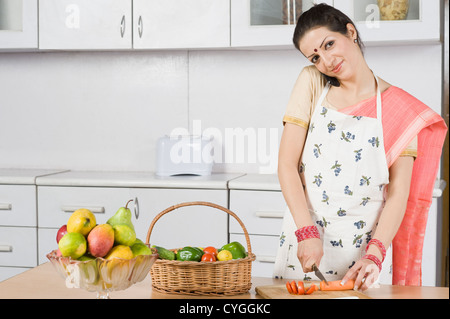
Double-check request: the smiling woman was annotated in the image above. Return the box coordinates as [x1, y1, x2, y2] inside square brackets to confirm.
[292, 3, 364, 87]
[274, 3, 447, 289]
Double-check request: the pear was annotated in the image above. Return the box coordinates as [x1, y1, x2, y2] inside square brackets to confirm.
[107, 199, 135, 231]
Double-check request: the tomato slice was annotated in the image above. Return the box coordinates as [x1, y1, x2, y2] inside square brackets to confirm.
[290, 280, 298, 294]
[286, 281, 293, 294]
[297, 281, 305, 295]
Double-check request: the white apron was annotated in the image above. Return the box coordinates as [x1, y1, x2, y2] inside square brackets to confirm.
[273, 76, 393, 284]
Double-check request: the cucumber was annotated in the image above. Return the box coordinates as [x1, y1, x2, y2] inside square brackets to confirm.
[153, 245, 175, 260]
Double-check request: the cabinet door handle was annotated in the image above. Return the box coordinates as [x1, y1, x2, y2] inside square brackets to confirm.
[0, 245, 13, 253]
[292, 0, 297, 23]
[61, 206, 105, 214]
[120, 15, 126, 38]
[137, 15, 143, 38]
[0, 203, 12, 210]
[256, 255, 276, 263]
[254, 211, 284, 219]
[134, 197, 139, 220]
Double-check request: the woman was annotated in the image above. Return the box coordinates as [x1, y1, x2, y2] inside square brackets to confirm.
[274, 4, 447, 291]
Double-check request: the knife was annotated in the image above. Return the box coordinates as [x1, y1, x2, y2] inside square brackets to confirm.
[312, 264, 328, 285]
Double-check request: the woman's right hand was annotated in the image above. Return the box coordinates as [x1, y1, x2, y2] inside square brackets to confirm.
[297, 238, 323, 273]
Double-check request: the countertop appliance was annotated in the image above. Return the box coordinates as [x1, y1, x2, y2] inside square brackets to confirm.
[156, 135, 213, 176]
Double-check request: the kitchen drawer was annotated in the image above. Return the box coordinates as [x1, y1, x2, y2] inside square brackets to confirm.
[230, 233, 279, 278]
[38, 186, 229, 249]
[0, 226, 37, 267]
[229, 190, 285, 236]
[0, 185, 37, 227]
[38, 186, 132, 228]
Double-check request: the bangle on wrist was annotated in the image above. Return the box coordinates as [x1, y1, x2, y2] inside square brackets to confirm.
[362, 254, 382, 272]
[365, 239, 386, 262]
[295, 225, 320, 243]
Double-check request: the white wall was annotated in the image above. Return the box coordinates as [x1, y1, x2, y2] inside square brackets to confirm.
[0, 43, 442, 173]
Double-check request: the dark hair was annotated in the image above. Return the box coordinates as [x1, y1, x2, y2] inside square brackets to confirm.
[293, 4, 364, 87]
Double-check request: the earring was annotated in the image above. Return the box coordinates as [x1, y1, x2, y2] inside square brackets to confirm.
[354, 39, 357, 43]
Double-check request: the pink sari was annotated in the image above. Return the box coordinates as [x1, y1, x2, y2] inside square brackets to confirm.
[340, 86, 447, 286]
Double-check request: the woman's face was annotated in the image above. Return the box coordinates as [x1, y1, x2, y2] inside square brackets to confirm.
[298, 25, 359, 81]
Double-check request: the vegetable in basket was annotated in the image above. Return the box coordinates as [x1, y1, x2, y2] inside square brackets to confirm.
[152, 245, 176, 260]
[176, 246, 203, 261]
[220, 241, 246, 259]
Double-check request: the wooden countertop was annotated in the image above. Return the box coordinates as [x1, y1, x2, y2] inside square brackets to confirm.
[0, 262, 448, 299]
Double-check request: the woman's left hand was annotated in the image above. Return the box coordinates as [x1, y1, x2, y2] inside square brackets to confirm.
[341, 258, 380, 291]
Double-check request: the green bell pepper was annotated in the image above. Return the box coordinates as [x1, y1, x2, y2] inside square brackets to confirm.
[220, 241, 246, 259]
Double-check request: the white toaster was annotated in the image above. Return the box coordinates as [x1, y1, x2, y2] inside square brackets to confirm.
[156, 135, 213, 176]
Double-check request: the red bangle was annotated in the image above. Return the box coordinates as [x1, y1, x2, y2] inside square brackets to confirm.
[362, 254, 382, 272]
[365, 239, 386, 262]
[295, 225, 320, 243]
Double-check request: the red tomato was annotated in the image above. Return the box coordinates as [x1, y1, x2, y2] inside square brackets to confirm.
[201, 252, 216, 262]
[203, 246, 218, 257]
[297, 281, 305, 295]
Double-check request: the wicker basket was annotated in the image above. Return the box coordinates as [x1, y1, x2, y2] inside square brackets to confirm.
[145, 201, 256, 296]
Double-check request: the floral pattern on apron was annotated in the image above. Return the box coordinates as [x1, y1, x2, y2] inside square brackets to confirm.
[274, 76, 393, 284]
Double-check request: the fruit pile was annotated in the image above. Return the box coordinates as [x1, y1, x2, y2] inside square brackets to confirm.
[55, 200, 153, 261]
[153, 241, 247, 262]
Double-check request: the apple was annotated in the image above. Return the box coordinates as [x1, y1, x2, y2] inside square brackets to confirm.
[56, 225, 68, 244]
[58, 232, 87, 259]
[87, 224, 114, 258]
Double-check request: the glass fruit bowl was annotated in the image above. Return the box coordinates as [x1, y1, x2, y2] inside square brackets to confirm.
[47, 248, 158, 299]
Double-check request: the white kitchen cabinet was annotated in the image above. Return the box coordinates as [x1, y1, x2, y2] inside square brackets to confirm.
[133, 0, 230, 49]
[229, 174, 285, 278]
[35, 171, 241, 264]
[230, 0, 333, 48]
[38, 0, 132, 50]
[0, 185, 37, 227]
[334, 0, 441, 44]
[0, 0, 38, 49]
[229, 190, 285, 236]
[230, 233, 280, 278]
[38, 186, 228, 252]
[0, 226, 37, 267]
[0, 169, 66, 282]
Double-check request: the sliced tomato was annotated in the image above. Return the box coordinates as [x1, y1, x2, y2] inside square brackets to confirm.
[297, 281, 305, 295]
[286, 281, 293, 294]
[290, 280, 298, 294]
